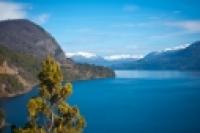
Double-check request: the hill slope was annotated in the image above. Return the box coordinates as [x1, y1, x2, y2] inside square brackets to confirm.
[0, 19, 115, 97]
[0, 19, 66, 62]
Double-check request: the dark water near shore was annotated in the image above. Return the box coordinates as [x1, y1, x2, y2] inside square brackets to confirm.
[1, 70, 200, 133]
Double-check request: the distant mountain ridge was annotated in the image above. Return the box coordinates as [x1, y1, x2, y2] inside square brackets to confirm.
[68, 41, 200, 70]
[66, 53, 141, 67]
[0, 19, 115, 97]
[116, 41, 200, 70]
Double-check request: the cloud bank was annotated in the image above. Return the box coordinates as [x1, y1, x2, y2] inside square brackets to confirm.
[0, 1, 50, 24]
[0, 1, 27, 20]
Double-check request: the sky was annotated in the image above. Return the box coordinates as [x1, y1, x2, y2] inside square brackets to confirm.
[0, 0, 200, 58]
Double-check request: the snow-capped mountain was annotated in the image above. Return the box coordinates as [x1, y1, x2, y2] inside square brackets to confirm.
[65, 41, 200, 70]
[122, 41, 200, 70]
[65, 52, 142, 67]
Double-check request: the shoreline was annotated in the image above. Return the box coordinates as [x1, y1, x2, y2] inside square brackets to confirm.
[0, 84, 37, 98]
[0, 75, 116, 98]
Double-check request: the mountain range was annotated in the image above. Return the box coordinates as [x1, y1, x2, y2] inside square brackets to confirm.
[129, 41, 200, 70]
[68, 41, 200, 70]
[66, 53, 141, 68]
[0, 19, 115, 97]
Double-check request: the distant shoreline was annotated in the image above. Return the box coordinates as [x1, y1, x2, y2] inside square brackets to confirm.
[0, 85, 35, 98]
[0, 75, 116, 98]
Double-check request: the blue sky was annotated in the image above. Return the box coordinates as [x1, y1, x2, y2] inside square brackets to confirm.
[0, 0, 200, 58]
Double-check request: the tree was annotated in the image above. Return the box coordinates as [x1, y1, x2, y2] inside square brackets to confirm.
[14, 56, 85, 133]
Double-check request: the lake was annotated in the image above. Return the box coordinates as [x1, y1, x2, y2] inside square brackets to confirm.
[1, 70, 200, 133]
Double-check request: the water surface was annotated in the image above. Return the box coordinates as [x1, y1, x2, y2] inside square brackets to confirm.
[1, 70, 200, 133]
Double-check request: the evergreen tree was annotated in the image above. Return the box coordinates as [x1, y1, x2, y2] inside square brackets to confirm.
[14, 56, 85, 133]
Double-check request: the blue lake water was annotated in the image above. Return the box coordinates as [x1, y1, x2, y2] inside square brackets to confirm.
[1, 70, 200, 133]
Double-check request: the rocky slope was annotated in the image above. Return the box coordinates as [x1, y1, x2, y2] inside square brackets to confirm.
[0, 19, 115, 97]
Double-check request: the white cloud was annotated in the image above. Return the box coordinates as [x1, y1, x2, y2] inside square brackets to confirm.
[166, 20, 200, 32]
[104, 54, 143, 61]
[0, 1, 27, 20]
[164, 43, 190, 51]
[0, 1, 50, 24]
[65, 52, 97, 58]
[123, 4, 139, 12]
[34, 13, 50, 24]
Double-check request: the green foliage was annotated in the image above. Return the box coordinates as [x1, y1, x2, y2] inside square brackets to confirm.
[14, 56, 85, 133]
